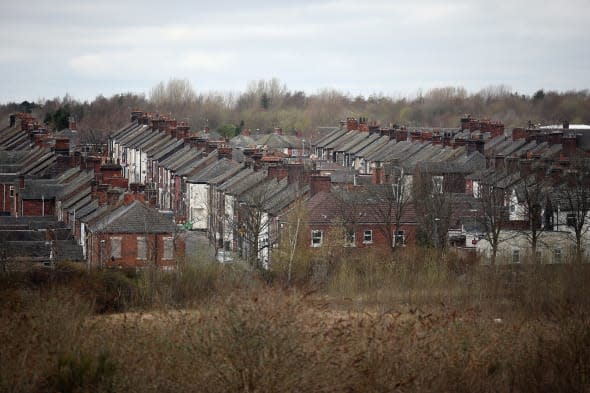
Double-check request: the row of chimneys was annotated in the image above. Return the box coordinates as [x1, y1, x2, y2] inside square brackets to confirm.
[460, 115, 504, 135]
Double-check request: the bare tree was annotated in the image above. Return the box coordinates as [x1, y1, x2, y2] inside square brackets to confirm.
[237, 179, 284, 270]
[558, 154, 590, 263]
[367, 164, 412, 250]
[476, 176, 512, 265]
[518, 173, 552, 261]
[412, 165, 456, 248]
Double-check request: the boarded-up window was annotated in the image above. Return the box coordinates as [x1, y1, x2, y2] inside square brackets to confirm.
[163, 237, 174, 260]
[137, 236, 147, 260]
[110, 237, 122, 259]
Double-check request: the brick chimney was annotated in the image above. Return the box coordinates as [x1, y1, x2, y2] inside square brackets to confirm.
[176, 122, 190, 140]
[310, 175, 331, 196]
[67, 116, 77, 131]
[372, 166, 385, 185]
[512, 127, 527, 141]
[358, 117, 369, 132]
[395, 128, 408, 142]
[218, 146, 233, 160]
[267, 165, 288, 180]
[346, 117, 359, 131]
[460, 115, 471, 131]
[131, 110, 144, 122]
[274, 127, 283, 135]
[562, 135, 577, 157]
[549, 132, 563, 146]
[287, 163, 306, 185]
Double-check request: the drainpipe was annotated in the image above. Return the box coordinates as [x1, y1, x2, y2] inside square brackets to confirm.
[42, 195, 45, 216]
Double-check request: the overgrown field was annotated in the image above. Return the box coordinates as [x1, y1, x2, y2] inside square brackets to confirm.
[1, 250, 590, 392]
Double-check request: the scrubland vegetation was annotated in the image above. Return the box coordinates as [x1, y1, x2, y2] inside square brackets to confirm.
[1, 249, 590, 392]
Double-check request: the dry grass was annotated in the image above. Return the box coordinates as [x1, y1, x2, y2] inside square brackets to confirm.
[1, 251, 590, 392]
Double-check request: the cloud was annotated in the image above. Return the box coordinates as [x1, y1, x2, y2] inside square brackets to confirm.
[69, 50, 236, 78]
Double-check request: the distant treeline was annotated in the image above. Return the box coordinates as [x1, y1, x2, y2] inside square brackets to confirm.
[1, 78, 589, 142]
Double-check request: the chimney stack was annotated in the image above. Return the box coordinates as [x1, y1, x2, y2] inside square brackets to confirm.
[68, 116, 77, 131]
[310, 175, 331, 196]
[346, 117, 359, 131]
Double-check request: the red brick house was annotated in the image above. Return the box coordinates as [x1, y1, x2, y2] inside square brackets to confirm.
[86, 200, 184, 269]
[306, 189, 417, 250]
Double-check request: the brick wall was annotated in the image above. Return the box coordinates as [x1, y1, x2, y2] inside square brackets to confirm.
[22, 199, 55, 216]
[0, 183, 14, 215]
[88, 232, 183, 269]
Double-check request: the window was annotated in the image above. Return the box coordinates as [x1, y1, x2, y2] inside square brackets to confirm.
[163, 237, 174, 260]
[512, 248, 520, 264]
[432, 176, 443, 194]
[473, 182, 480, 199]
[311, 230, 323, 247]
[391, 184, 399, 200]
[9, 186, 14, 198]
[363, 230, 373, 244]
[394, 230, 406, 247]
[553, 248, 562, 263]
[110, 237, 122, 259]
[137, 236, 147, 260]
[567, 213, 577, 228]
[344, 231, 355, 247]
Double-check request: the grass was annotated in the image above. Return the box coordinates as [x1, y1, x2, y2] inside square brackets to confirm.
[1, 249, 590, 392]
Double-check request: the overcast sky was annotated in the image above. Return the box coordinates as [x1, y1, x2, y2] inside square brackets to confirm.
[1, 0, 589, 103]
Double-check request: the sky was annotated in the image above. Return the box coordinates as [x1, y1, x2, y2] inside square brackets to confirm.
[1, 0, 589, 103]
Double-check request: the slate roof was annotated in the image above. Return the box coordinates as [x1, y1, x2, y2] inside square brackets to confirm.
[0, 216, 63, 230]
[229, 134, 256, 148]
[89, 200, 176, 233]
[174, 154, 210, 177]
[417, 151, 486, 174]
[55, 240, 85, 261]
[266, 181, 308, 216]
[256, 133, 300, 149]
[307, 190, 417, 225]
[218, 169, 267, 196]
[313, 128, 345, 147]
[354, 135, 391, 158]
[187, 158, 242, 183]
[346, 133, 382, 155]
[150, 138, 185, 162]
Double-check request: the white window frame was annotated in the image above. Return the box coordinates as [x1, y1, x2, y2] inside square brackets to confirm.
[137, 236, 147, 260]
[344, 230, 355, 247]
[110, 237, 122, 259]
[512, 248, 520, 264]
[9, 185, 14, 198]
[311, 230, 323, 247]
[432, 176, 444, 194]
[553, 248, 562, 263]
[363, 230, 373, 244]
[163, 236, 174, 260]
[394, 230, 406, 247]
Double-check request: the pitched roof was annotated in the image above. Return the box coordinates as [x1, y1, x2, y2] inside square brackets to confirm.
[187, 158, 241, 183]
[307, 189, 417, 225]
[88, 200, 176, 233]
